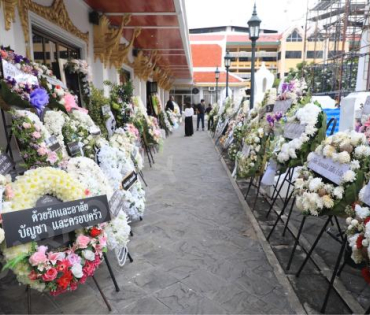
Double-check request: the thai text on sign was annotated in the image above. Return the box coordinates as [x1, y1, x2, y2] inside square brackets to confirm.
[1, 59, 38, 85]
[308, 153, 350, 185]
[1, 195, 111, 248]
[284, 122, 306, 140]
[273, 99, 293, 114]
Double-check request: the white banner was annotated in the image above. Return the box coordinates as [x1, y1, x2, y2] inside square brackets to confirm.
[2, 59, 38, 85]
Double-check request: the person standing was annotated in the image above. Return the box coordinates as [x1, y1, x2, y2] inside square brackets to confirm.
[197, 99, 206, 131]
[205, 104, 213, 130]
[166, 96, 175, 111]
[184, 103, 194, 136]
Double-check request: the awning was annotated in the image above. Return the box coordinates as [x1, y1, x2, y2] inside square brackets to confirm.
[84, 0, 192, 80]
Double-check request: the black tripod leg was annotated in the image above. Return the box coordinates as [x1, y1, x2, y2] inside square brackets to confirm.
[320, 235, 347, 314]
[92, 276, 112, 311]
[266, 170, 290, 218]
[139, 171, 148, 187]
[245, 177, 254, 199]
[287, 216, 307, 270]
[130, 230, 133, 237]
[140, 216, 143, 221]
[103, 252, 120, 292]
[27, 285, 31, 314]
[252, 177, 262, 211]
[296, 216, 332, 277]
[267, 190, 294, 241]
[282, 197, 296, 237]
[127, 252, 134, 263]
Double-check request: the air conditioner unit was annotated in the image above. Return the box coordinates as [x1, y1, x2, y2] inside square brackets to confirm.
[208, 87, 216, 92]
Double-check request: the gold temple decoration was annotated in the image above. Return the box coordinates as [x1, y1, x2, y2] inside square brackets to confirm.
[153, 66, 173, 91]
[131, 50, 160, 81]
[110, 28, 141, 69]
[1, 0, 17, 31]
[93, 14, 135, 68]
[16, 0, 89, 58]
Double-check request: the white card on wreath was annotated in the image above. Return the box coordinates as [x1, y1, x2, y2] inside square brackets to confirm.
[273, 99, 293, 114]
[242, 144, 251, 157]
[2, 59, 38, 85]
[284, 122, 306, 140]
[362, 182, 370, 207]
[308, 153, 350, 185]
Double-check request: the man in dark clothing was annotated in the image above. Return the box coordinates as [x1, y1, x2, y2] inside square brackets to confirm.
[206, 104, 213, 130]
[165, 96, 175, 111]
[197, 99, 206, 131]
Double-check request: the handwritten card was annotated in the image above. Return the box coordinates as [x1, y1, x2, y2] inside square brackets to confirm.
[308, 153, 350, 185]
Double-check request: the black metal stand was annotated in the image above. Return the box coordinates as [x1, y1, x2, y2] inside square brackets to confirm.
[296, 215, 333, 277]
[27, 285, 31, 314]
[286, 216, 307, 270]
[320, 234, 347, 314]
[127, 252, 134, 263]
[139, 170, 148, 187]
[103, 252, 120, 292]
[265, 168, 293, 219]
[92, 275, 112, 311]
[130, 230, 133, 237]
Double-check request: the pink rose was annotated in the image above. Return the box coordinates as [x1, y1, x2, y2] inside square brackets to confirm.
[29, 251, 48, 266]
[32, 131, 41, 139]
[37, 144, 48, 156]
[47, 151, 58, 165]
[42, 268, 58, 282]
[22, 122, 31, 129]
[76, 235, 91, 249]
[64, 94, 77, 112]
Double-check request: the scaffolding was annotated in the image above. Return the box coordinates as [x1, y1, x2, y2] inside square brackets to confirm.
[301, 0, 370, 100]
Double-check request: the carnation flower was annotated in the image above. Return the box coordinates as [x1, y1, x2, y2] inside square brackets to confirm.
[308, 178, 323, 192]
[342, 170, 356, 183]
[322, 195, 334, 208]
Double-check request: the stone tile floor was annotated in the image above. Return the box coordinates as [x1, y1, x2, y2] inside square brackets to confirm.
[0, 123, 300, 314]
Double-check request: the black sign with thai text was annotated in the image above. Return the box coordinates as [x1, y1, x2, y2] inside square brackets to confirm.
[67, 141, 81, 157]
[45, 136, 61, 152]
[0, 153, 14, 175]
[122, 171, 137, 191]
[1, 195, 111, 248]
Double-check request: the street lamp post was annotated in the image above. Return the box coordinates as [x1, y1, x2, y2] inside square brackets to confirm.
[248, 2, 261, 109]
[224, 50, 231, 98]
[215, 66, 220, 103]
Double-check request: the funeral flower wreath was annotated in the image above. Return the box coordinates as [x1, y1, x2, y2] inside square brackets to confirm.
[66, 157, 131, 251]
[294, 131, 370, 216]
[2, 167, 107, 296]
[272, 102, 326, 170]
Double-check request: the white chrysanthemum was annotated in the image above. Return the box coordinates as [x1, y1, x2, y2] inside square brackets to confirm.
[322, 195, 334, 208]
[342, 170, 356, 183]
[337, 151, 351, 164]
[355, 204, 370, 219]
[350, 160, 360, 170]
[308, 177, 323, 192]
[295, 178, 305, 190]
[333, 186, 344, 199]
[323, 145, 335, 158]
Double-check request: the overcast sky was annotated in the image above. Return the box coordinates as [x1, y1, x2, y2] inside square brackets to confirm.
[185, 0, 317, 33]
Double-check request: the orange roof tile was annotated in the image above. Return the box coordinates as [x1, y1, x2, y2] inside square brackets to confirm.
[191, 44, 222, 67]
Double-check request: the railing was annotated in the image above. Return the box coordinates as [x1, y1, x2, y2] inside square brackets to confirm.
[230, 51, 278, 58]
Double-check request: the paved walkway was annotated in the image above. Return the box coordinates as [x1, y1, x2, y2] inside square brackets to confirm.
[0, 121, 299, 314]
